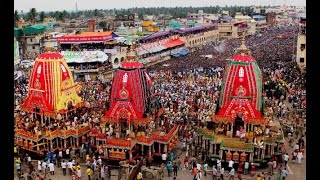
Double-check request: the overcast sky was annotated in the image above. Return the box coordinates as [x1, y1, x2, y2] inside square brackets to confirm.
[14, 0, 306, 12]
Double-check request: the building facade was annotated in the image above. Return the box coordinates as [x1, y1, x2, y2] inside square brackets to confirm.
[296, 17, 306, 73]
[180, 28, 219, 48]
[19, 34, 43, 55]
[218, 22, 238, 39]
[234, 13, 256, 35]
[266, 12, 277, 26]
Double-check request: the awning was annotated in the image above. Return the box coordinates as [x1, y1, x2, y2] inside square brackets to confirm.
[137, 49, 149, 56]
[138, 45, 166, 55]
[149, 45, 166, 53]
[163, 39, 185, 48]
[179, 49, 189, 56]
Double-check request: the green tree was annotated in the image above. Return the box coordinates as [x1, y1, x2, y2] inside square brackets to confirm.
[27, 8, 38, 24]
[14, 10, 20, 27]
[54, 11, 60, 20]
[138, 13, 144, 20]
[58, 12, 66, 22]
[94, 9, 99, 17]
[62, 10, 70, 19]
[39, 11, 46, 22]
[98, 21, 107, 29]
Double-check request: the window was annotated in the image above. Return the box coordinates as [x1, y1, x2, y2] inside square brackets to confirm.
[30, 38, 33, 42]
[32, 46, 35, 49]
[300, 44, 305, 50]
[300, 58, 304, 63]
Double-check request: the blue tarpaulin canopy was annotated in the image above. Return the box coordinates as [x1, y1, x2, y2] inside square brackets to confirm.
[179, 49, 189, 56]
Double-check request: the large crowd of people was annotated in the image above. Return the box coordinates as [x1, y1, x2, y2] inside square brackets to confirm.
[14, 24, 306, 179]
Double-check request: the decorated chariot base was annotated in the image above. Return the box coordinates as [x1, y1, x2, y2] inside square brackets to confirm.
[15, 51, 89, 154]
[189, 36, 285, 166]
[87, 60, 179, 162]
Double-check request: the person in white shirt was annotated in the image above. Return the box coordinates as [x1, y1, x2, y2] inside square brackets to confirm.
[100, 165, 106, 179]
[217, 159, 222, 170]
[219, 167, 225, 180]
[77, 166, 82, 178]
[67, 160, 73, 175]
[97, 157, 102, 165]
[27, 155, 32, 166]
[66, 148, 70, 159]
[38, 160, 42, 172]
[203, 163, 208, 176]
[212, 165, 217, 179]
[41, 161, 47, 173]
[48, 161, 55, 175]
[61, 160, 67, 176]
[58, 150, 63, 158]
[196, 162, 201, 171]
[273, 159, 277, 170]
[162, 152, 167, 164]
[297, 152, 302, 164]
[265, 127, 270, 135]
[195, 169, 202, 180]
[283, 153, 289, 166]
[182, 141, 186, 151]
[244, 161, 250, 175]
[228, 160, 234, 172]
[229, 167, 235, 179]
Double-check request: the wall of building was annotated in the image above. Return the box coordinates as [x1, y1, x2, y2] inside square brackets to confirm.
[18, 34, 44, 55]
[26, 44, 41, 54]
[255, 20, 268, 32]
[247, 21, 256, 35]
[218, 23, 238, 39]
[296, 33, 306, 72]
[110, 47, 128, 69]
[266, 13, 276, 26]
[180, 29, 219, 47]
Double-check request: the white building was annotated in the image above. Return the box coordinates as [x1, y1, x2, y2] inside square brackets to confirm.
[296, 17, 306, 73]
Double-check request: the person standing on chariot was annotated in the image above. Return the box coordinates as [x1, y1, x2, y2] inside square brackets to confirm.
[37, 160, 42, 173]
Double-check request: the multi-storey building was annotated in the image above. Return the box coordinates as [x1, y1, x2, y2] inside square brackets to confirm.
[296, 16, 306, 73]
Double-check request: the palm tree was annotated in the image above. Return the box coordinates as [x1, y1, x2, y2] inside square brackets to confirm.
[94, 9, 99, 17]
[39, 11, 46, 22]
[14, 10, 20, 27]
[98, 21, 107, 29]
[58, 12, 66, 22]
[62, 10, 69, 19]
[28, 8, 38, 24]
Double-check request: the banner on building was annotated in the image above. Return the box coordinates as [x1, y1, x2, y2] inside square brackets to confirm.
[61, 50, 108, 63]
